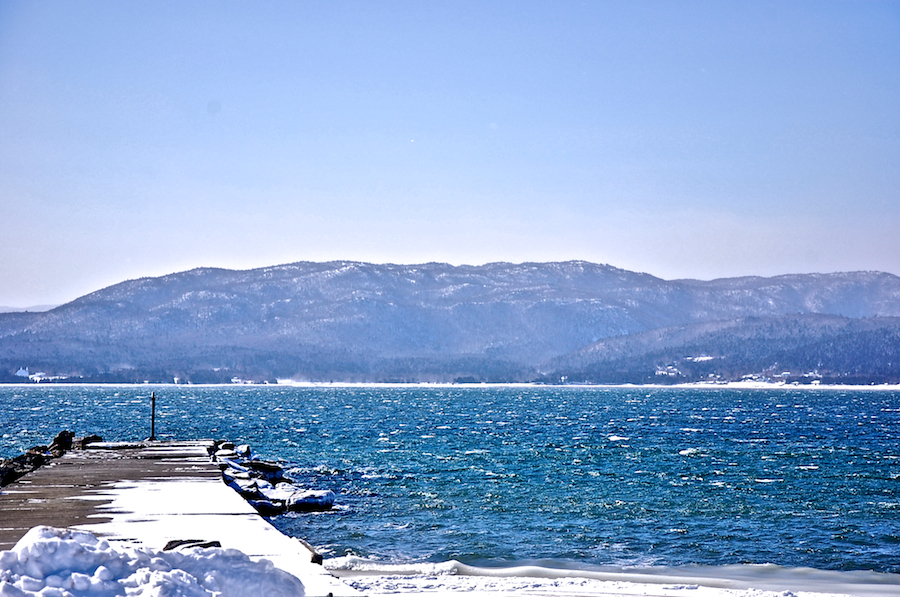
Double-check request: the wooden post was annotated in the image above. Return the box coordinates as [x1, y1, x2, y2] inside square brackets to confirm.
[149, 391, 157, 441]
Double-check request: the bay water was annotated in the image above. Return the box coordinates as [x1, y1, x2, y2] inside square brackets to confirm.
[2, 384, 898, 578]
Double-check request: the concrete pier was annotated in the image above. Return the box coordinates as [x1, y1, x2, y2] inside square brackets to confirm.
[0, 441, 360, 597]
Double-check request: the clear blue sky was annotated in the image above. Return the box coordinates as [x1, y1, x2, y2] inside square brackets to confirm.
[1, 1, 898, 307]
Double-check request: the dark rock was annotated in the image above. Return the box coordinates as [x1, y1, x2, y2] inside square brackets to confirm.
[0, 460, 20, 487]
[214, 448, 238, 460]
[49, 430, 75, 456]
[22, 451, 46, 467]
[0, 451, 44, 486]
[245, 459, 284, 481]
[164, 539, 222, 551]
[222, 468, 251, 482]
[248, 499, 286, 516]
[77, 434, 103, 449]
[287, 489, 335, 512]
[1, 430, 98, 486]
[225, 477, 260, 499]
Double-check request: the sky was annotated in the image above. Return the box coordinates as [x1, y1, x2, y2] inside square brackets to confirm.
[0, 1, 898, 308]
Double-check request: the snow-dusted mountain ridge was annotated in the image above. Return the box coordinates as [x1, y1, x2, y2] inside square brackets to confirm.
[1, 261, 898, 383]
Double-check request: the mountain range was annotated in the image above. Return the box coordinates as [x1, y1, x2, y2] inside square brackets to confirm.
[1, 260, 899, 384]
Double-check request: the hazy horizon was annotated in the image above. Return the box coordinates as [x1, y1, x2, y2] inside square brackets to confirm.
[2, 1, 898, 308]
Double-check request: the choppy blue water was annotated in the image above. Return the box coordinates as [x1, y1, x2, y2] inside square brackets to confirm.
[2, 384, 899, 576]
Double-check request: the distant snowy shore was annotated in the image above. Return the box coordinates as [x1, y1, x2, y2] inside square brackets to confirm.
[3, 380, 900, 391]
[272, 379, 900, 391]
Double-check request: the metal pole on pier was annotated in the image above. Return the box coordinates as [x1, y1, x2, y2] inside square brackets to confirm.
[149, 392, 157, 441]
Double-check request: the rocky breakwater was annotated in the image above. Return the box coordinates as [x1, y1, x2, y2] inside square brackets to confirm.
[0, 431, 102, 487]
[212, 441, 335, 517]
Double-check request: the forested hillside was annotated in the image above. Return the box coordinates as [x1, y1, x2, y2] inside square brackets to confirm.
[1, 261, 898, 384]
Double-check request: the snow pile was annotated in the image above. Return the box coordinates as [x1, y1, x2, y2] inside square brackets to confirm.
[0, 526, 305, 597]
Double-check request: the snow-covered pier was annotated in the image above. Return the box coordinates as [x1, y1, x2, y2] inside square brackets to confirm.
[0, 440, 359, 596]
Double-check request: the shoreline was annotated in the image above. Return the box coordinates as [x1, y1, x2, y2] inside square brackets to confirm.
[2, 380, 900, 390]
